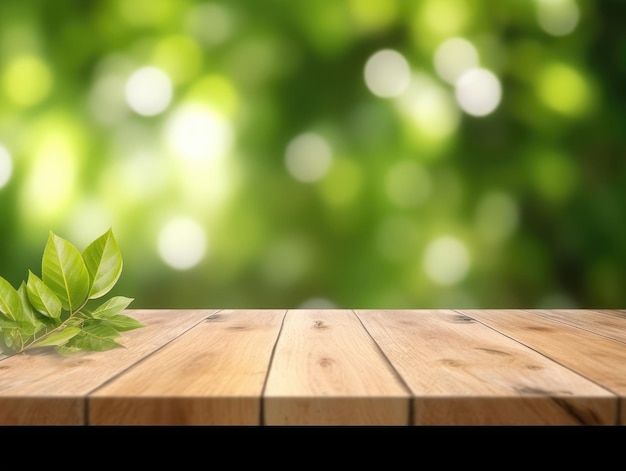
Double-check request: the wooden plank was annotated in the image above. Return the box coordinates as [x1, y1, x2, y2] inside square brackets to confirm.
[89, 309, 285, 425]
[356, 309, 616, 425]
[459, 309, 626, 424]
[528, 309, 626, 343]
[263, 309, 411, 425]
[459, 309, 626, 392]
[0, 309, 214, 425]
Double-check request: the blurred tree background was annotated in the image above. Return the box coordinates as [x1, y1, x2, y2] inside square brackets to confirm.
[0, 0, 624, 310]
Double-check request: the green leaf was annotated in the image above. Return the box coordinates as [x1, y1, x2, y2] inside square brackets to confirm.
[64, 321, 123, 351]
[90, 296, 134, 318]
[102, 314, 144, 332]
[83, 228, 123, 299]
[88, 297, 143, 331]
[42, 231, 90, 313]
[2, 328, 21, 350]
[65, 316, 85, 327]
[0, 229, 141, 355]
[0, 276, 24, 322]
[26, 271, 62, 319]
[16, 282, 40, 336]
[0, 316, 17, 329]
[82, 319, 122, 338]
[65, 333, 122, 352]
[55, 344, 83, 355]
[29, 326, 81, 348]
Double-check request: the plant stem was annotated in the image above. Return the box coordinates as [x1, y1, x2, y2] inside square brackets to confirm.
[17, 298, 90, 353]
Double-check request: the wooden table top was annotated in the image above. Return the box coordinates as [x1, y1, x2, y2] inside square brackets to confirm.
[1, 308, 625, 426]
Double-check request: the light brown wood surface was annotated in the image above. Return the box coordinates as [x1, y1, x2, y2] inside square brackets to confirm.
[0, 309, 214, 425]
[264, 309, 410, 425]
[1, 309, 624, 425]
[458, 309, 626, 424]
[355, 309, 615, 425]
[89, 309, 285, 425]
[531, 309, 626, 343]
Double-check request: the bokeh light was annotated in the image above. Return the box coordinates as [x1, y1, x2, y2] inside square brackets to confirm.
[165, 103, 234, 161]
[455, 68, 502, 117]
[0, 145, 12, 189]
[285, 132, 332, 183]
[184, 3, 236, 47]
[125, 66, 173, 116]
[298, 297, 339, 309]
[89, 73, 131, 125]
[157, 217, 207, 270]
[151, 35, 203, 85]
[364, 49, 411, 98]
[414, 0, 471, 45]
[535, 62, 591, 117]
[2, 54, 53, 108]
[423, 236, 471, 286]
[0, 1, 623, 310]
[395, 73, 460, 144]
[349, 0, 398, 34]
[536, 0, 580, 37]
[19, 117, 81, 226]
[434, 37, 479, 85]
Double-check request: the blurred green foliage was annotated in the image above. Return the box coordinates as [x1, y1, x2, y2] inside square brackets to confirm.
[0, 0, 624, 309]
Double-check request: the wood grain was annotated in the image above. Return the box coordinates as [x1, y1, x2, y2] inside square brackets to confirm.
[89, 309, 286, 425]
[0, 309, 214, 425]
[264, 309, 410, 425]
[528, 309, 626, 343]
[356, 309, 616, 425]
[459, 309, 626, 392]
[2, 309, 626, 426]
[459, 309, 626, 424]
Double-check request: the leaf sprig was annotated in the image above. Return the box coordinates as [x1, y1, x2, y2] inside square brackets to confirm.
[0, 228, 144, 355]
